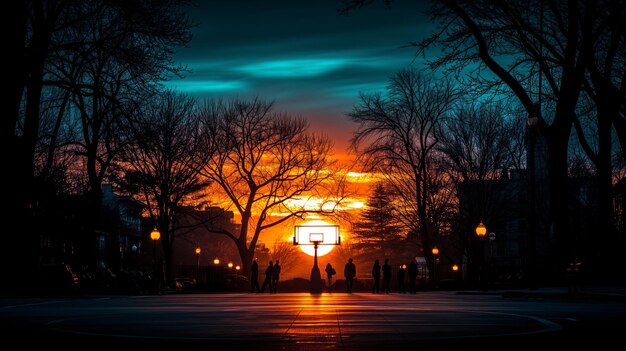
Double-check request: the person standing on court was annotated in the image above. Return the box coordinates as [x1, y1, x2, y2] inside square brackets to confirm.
[372, 259, 381, 294]
[344, 258, 356, 293]
[272, 260, 281, 293]
[397, 264, 406, 294]
[407, 260, 418, 294]
[325, 263, 336, 292]
[262, 261, 274, 293]
[250, 259, 261, 293]
[382, 258, 392, 294]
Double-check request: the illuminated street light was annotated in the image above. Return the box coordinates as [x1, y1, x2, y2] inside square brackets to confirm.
[452, 264, 459, 272]
[195, 246, 201, 283]
[150, 227, 160, 264]
[228, 262, 233, 269]
[476, 222, 488, 291]
[235, 265, 241, 271]
[432, 246, 439, 289]
[213, 258, 220, 265]
[150, 227, 161, 241]
[149, 226, 161, 293]
[475, 222, 487, 237]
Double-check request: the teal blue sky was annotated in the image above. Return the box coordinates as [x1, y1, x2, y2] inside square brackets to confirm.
[167, 0, 430, 152]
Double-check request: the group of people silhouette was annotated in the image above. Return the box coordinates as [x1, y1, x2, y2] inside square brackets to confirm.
[324, 258, 356, 293]
[371, 258, 419, 294]
[250, 257, 419, 294]
[250, 259, 281, 293]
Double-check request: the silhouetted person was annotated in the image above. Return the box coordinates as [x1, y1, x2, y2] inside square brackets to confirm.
[397, 265, 406, 293]
[325, 263, 336, 292]
[344, 258, 356, 293]
[272, 260, 281, 293]
[407, 260, 418, 294]
[372, 259, 381, 294]
[262, 261, 274, 293]
[250, 260, 261, 293]
[382, 259, 391, 294]
[566, 256, 584, 296]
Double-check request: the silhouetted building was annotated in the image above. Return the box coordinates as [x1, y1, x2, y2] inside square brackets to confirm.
[171, 206, 240, 268]
[457, 124, 603, 285]
[38, 184, 144, 272]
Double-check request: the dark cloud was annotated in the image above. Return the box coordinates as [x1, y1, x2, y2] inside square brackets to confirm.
[166, 0, 430, 151]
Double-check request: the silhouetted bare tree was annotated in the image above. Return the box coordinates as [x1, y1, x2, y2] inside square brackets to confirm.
[437, 103, 526, 272]
[270, 239, 299, 276]
[7, 0, 192, 283]
[119, 91, 209, 284]
[413, 0, 625, 266]
[197, 98, 345, 276]
[349, 69, 457, 283]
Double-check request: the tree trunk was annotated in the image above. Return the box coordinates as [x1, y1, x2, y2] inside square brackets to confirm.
[241, 242, 253, 280]
[6, 0, 27, 141]
[546, 123, 571, 275]
[594, 90, 617, 278]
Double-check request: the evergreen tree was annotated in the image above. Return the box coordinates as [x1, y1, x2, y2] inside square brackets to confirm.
[352, 183, 405, 257]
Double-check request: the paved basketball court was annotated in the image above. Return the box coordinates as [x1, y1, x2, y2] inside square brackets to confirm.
[1, 292, 625, 350]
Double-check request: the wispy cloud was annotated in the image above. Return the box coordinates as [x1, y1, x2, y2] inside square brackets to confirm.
[164, 79, 247, 92]
[235, 58, 350, 78]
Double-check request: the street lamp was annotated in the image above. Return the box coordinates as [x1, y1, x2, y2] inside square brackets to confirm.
[150, 227, 160, 264]
[488, 232, 496, 288]
[475, 222, 487, 291]
[431, 246, 439, 289]
[195, 246, 201, 283]
[213, 258, 220, 265]
[527, 107, 539, 288]
[228, 262, 233, 269]
[150, 227, 161, 293]
[475, 222, 487, 237]
[452, 264, 460, 284]
[235, 265, 241, 271]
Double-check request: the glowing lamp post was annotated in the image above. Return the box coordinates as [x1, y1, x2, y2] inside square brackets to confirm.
[475, 222, 487, 291]
[150, 227, 160, 264]
[228, 262, 233, 269]
[293, 223, 340, 294]
[195, 246, 201, 283]
[213, 258, 220, 265]
[452, 264, 459, 272]
[431, 246, 440, 289]
[475, 222, 487, 238]
[235, 265, 241, 271]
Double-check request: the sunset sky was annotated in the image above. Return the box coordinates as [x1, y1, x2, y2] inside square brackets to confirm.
[166, 1, 433, 263]
[167, 0, 430, 154]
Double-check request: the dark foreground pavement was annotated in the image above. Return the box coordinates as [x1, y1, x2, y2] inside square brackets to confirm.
[1, 292, 625, 350]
